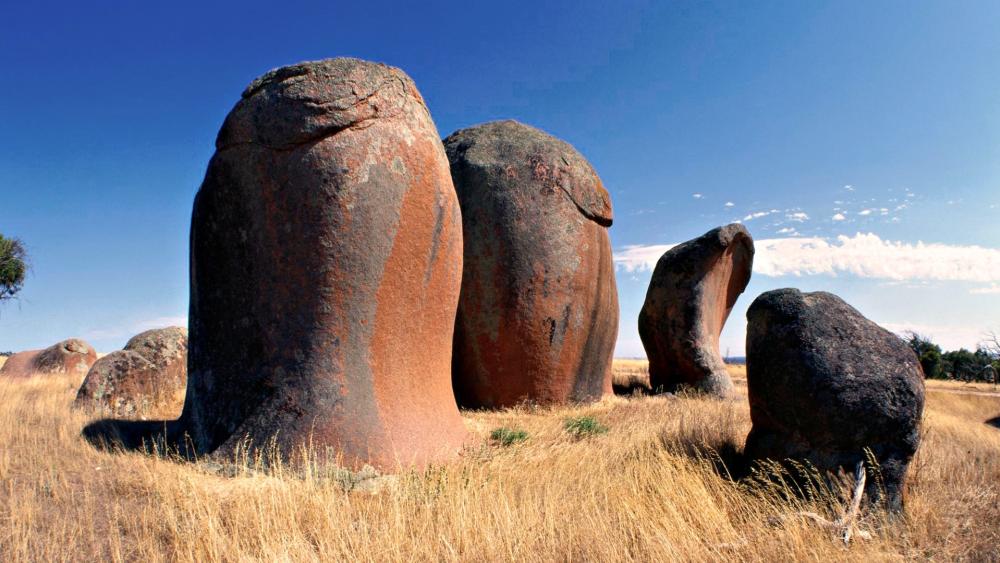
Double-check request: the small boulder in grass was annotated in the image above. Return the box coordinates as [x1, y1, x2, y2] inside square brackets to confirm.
[744, 289, 925, 511]
[0, 338, 97, 379]
[75, 327, 187, 420]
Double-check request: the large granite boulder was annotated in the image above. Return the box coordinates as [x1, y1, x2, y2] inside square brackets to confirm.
[445, 120, 618, 408]
[171, 58, 467, 469]
[638, 224, 753, 396]
[0, 338, 97, 379]
[75, 327, 187, 419]
[744, 289, 925, 511]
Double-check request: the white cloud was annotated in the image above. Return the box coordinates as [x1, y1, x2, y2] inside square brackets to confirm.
[776, 227, 796, 234]
[786, 212, 809, 222]
[970, 284, 1000, 295]
[858, 209, 873, 216]
[832, 213, 846, 221]
[613, 244, 676, 272]
[614, 233, 1000, 283]
[844, 184, 855, 191]
[692, 193, 703, 199]
[754, 234, 1000, 281]
[725, 201, 734, 207]
[743, 211, 772, 221]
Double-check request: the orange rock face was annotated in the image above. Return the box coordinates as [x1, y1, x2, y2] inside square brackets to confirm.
[176, 58, 468, 469]
[75, 327, 187, 419]
[445, 120, 619, 408]
[638, 224, 754, 397]
[0, 338, 97, 379]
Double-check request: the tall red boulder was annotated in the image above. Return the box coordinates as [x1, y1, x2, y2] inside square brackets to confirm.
[445, 120, 619, 408]
[75, 327, 188, 419]
[0, 338, 97, 379]
[176, 58, 468, 468]
[638, 224, 754, 397]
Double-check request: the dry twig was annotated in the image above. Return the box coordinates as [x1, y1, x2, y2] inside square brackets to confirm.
[774, 461, 873, 545]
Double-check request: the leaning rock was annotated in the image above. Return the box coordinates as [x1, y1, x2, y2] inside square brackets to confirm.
[174, 58, 468, 469]
[744, 289, 925, 511]
[75, 327, 187, 419]
[0, 338, 97, 379]
[445, 120, 618, 408]
[638, 224, 753, 396]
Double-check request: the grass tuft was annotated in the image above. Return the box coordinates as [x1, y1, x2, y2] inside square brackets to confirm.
[563, 415, 609, 437]
[490, 427, 529, 446]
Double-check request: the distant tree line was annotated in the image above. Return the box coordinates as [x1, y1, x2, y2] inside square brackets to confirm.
[906, 331, 1000, 383]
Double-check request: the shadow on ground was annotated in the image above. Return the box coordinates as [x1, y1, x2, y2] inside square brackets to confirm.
[987, 416, 1000, 429]
[82, 418, 190, 457]
[612, 381, 653, 396]
[660, 433, 751, 481]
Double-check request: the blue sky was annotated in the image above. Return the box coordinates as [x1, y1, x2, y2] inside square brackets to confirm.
[2, 1, 998, 356]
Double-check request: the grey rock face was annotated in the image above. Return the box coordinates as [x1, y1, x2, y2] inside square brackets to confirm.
[75, 327, 188, 419]
[744, 289, 925, 511]
[638, 224, 753, 397]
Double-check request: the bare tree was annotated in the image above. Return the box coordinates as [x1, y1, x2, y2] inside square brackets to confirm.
[982, 331, 1000, 389]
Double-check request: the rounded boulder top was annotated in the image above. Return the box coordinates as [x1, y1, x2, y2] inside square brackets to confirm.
[123, 326, 188, 367]
[0, 338, 97, 379]
[446, 119, 619, 408]
[217, 57, 428, 151]
[443, 120, 613, 226]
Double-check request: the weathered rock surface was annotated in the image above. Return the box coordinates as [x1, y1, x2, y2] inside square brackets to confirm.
[75, 327, 187, 419]
[638, 224, 753, 396]
[0, 338, 97, 379]
[744, 289, 925, 511]
[167, 58, 468, 469]
[445, 120, 618, 408]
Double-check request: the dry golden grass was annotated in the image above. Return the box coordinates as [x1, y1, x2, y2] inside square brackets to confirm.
[0, 360, 998, 561]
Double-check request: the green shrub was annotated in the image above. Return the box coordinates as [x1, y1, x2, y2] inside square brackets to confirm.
[490, 427, 529, 446]
[906, 332, 944, 378]
[563, 416, 608, 438]
[0, 235, 28, 301]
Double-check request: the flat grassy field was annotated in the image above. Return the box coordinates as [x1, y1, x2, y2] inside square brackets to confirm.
[0, 359, 998, 561]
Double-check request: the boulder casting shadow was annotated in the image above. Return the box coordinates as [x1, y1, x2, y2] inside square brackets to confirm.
[743, 289, 925, 512]
[84, 58, 470, 471]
